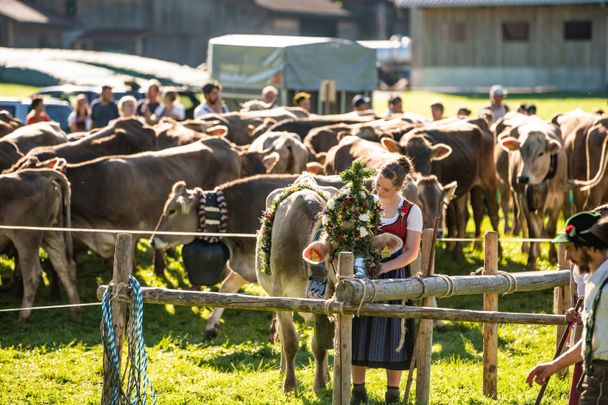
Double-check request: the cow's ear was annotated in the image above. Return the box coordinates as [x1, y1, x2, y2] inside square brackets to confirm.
[171, 181, 188, 195]
[206, 125, 228, 137]
[381, 137, 400, 153]
[548, 138, 561, 153]
[263, 152, 280, 172]
[431, 143, 452, 160]
[442, 181, 458, 204]
[306, 162, 325, 175]
[500, 136, 521, 152]
[302, 240, 331, 264]
[372, 234, 403, 255]
[315, 152, 327, 165]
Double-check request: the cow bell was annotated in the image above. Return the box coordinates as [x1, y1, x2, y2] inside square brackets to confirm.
[182, 239, 229, 286]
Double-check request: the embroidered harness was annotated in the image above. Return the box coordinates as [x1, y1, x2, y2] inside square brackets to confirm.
[193, 187, 228, 243]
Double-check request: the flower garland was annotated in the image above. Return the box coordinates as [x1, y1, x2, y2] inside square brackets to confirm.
[322, 161, 384, 278]
[258, 183, 330, 275]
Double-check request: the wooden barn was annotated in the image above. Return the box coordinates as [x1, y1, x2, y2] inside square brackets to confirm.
[396, 0, 608, 92]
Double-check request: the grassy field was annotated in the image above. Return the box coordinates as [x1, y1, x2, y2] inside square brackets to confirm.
[0, 84, 593, 403]
[373, 90, 607, 120]
[0, 83, 39, 98]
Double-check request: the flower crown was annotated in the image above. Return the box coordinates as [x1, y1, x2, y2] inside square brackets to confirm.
[322, 161, 384, 278]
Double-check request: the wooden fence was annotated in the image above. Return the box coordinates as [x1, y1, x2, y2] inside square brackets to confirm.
[98, 231, 572, 404]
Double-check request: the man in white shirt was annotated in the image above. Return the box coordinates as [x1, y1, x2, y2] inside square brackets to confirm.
[527, 211, 608, 404]
[194, 81, 229, 118]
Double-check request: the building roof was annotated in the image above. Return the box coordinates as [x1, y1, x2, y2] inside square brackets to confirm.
[209, 34, 343, 48]
[0, 0, 73, 27]
[255, 0, 350, 17]
[396, 0, 606, 7]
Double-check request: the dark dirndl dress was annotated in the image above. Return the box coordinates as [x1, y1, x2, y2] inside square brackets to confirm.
[351, 199, 416, 370]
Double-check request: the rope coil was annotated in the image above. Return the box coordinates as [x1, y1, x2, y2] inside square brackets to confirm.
[498, 271, 518, 295]
[101, 276, 156, 405]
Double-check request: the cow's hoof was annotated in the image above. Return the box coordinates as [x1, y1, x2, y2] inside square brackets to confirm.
[70, 311, 82, 323]
[283, 379, 297, 394]
[204, 329, 218, 340]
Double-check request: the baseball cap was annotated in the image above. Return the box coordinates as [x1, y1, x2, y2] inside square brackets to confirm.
[352, 94, 371, 108]
[293, 92, 311, 104]
[553, 211, 605, 248]
[490, 84, 507, 97]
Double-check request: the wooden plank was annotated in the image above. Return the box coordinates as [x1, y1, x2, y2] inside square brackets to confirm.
[416, 229, 435, 405]
[97, 286, 567, 325]
[102, 233, 133, 404]
[483, 231, 498, 400]
[332, 252, 353, 405]
[335, 270, 571, 304]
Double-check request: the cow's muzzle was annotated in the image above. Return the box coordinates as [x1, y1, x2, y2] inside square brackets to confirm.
[150, 237, 167, 250]
[517, 176, 529, 184]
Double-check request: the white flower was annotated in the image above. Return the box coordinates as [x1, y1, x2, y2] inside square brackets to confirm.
[327, 199, 335, 209]
[360, 191, 366, 199]
[322, 215, 329, 225]
[358, 213, 370, 222]
[359, 227, 369, 237]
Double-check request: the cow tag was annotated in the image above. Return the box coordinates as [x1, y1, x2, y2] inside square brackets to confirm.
[306, 162, 325, 175]
[431, 143, 453, 160]
[500, 136, 521, 152]
[302, 240, 330, 264]
[548, 138, 561, 153]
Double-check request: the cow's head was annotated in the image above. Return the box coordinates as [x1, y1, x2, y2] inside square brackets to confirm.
[385, 134, 452, 175]
[302, 233, 403, 277]
[500, 124, 561, 185]
[413, 175, 457, 237]
[151, 181, 200, 250]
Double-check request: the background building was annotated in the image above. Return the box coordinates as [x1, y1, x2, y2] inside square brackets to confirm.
[0, 0, 407, 66]
[396, 0, 608, 91]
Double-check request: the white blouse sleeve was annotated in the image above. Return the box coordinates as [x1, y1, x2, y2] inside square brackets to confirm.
[407, 204, 423, 232]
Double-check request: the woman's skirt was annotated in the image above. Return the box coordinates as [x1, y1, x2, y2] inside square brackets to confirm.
[351, 265, 416, 370]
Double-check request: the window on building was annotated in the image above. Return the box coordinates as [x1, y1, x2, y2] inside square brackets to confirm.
[66, 0, 77, 17]
[564, 21, 592, 41]
[502, 22, 529, 41]
[442, 22, 466, 43]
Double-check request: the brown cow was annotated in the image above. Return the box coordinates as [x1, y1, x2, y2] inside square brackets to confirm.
[151, 174, 347, 338]
[0, 169, 79, 322]
[500, 120, 568, 269]
[249, 131, 311, 174]
[1, 122, 68, 154]
[0, 140, 23, 172]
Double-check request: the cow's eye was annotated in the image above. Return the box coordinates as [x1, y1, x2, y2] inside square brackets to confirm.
[168, 208, 177, 216]
[538, 152, 544, 157]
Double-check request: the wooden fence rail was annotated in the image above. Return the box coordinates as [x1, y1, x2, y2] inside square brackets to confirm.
[99, 232, 572, 405]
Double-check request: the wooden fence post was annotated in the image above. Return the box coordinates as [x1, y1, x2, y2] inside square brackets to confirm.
[333, 252, 353, 405]
[555, 242, 572, 379]
[483, 231, 498, 400]
[102, 233, 133, 403]
[415, 229, 435, 405]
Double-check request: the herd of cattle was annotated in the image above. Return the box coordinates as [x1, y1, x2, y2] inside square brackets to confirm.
[0, 106, 606, 337]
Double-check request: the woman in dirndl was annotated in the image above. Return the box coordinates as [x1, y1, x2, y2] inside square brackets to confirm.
[351, 156, 423, 405]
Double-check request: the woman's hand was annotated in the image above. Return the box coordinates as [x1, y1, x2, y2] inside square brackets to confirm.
[526, 362, 559, 387]
[565, 307, 582, 324]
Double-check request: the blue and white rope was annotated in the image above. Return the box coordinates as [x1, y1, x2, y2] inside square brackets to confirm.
[101, 285, 123, 404]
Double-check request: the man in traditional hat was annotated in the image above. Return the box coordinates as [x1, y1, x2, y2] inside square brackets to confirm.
[527, 211, 608, 404]
[481, 84, 510, 123]
[293, 92, 311, 112]
[352, 94, 371, 112]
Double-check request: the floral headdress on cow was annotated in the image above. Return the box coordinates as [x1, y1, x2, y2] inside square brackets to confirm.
[320, 161, 385, 278]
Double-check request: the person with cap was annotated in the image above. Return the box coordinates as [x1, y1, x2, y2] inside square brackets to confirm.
[262, 85, 278, 107]
[526, 211, 608, 404]
[90, 85, 119, 129]
[352, 94, 371, 112]
[430, 101, 444, 121]
[194, 81, 229, 118]
[481, 84, 510, 123]
[384, 95, 403, 117]
[293, 92, 311, 112]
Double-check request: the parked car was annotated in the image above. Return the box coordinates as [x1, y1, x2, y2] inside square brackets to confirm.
[0, 98, 72, 132]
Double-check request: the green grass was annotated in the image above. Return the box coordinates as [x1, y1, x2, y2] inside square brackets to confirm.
[373, 90, 608, 120]
[0, 83, 39, 98]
